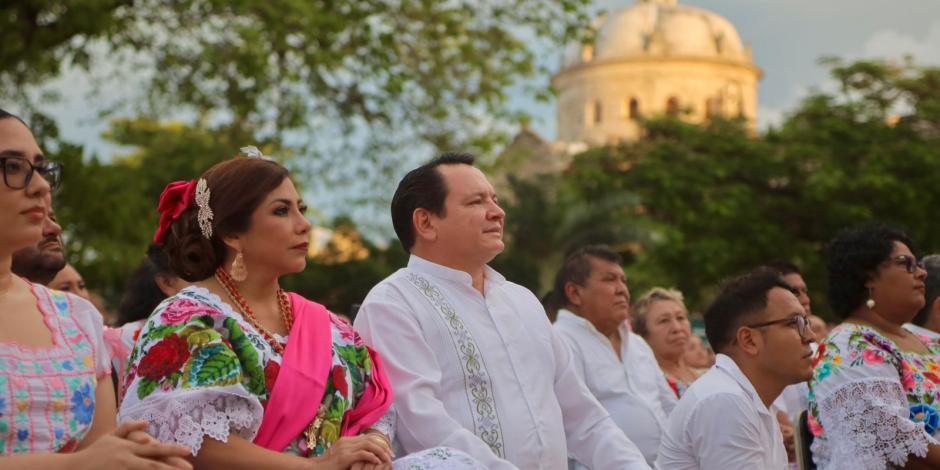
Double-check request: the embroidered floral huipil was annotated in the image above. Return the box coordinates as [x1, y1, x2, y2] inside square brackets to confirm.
[117, 286, 384, 456]
[0, 283, 111, 454]
[808, 323, 940, 470]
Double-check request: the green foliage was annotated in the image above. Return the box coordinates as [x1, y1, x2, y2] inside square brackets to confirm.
[50, 119, 254, 304]
[5, 0, 592, 155]
[0, 1, 133, 106]
[495, 60, 940, 319]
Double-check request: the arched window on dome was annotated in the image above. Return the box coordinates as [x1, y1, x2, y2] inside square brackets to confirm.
[622, 98, 639, 120]
[705, 97, 723, 120]
[585, 100, 603, 127]
[666, 96, 679, 116]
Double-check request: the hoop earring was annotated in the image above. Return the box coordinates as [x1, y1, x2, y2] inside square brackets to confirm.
[230, 251, 248, 282]
[866, 288, 876, 310]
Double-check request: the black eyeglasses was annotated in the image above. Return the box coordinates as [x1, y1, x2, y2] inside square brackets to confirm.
[891, 255, 924, 274]
[746, 314, 811, 340]
[1, 157, 62, 192]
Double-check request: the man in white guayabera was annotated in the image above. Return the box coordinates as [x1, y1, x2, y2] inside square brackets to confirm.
[354, 152, 651, 470]
[657, 268, 817, 469]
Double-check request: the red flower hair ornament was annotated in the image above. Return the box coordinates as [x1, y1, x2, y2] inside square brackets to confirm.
[153, 179, 199, 245]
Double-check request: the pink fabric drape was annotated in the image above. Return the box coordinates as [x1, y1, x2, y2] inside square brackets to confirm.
[253, 293, 394, 452]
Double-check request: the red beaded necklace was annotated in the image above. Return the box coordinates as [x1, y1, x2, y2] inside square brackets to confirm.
[214, 267, 293, 354]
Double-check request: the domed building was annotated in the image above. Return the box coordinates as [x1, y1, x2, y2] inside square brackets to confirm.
[552, 0, 762, 146]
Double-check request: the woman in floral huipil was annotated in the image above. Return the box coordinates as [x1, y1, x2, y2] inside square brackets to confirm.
[118, 153, 483, 469]
[809, 224, 940, 469]
[0, 109, 190, 468]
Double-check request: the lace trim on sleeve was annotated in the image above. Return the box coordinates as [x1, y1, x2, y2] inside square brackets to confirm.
[812, 376, 937, 470]
[119, 390, 264, 455]
[372, 407, 396, 441]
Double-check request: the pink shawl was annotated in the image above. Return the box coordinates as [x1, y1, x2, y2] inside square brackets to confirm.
[253, 293, 394, 452]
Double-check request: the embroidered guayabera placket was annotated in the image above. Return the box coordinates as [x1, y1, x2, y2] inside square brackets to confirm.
[405, 273, 506, 458]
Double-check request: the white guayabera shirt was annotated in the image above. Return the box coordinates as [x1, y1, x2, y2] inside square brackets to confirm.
[657, 354, 788, 470]
[554, 309, 677, 465]
[354, 255, 651, 470]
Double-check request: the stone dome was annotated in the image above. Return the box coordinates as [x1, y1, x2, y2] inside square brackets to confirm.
[563, 0, 752, 68]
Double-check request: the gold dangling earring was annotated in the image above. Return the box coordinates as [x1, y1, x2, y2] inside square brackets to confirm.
[230, 250, 248, 282]
[866, 287, 876, 310]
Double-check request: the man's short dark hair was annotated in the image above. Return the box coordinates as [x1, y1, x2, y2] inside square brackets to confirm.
[552, 244, 623, 307]
[704, 268, 796, 353]
[913, 254, 940, 326]
[0, 108, 26, 126]
[390, 152, 475, 252]
[763, 260, 801, 277]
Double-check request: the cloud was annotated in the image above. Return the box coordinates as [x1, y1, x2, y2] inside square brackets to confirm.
[862, 20, 940, 65]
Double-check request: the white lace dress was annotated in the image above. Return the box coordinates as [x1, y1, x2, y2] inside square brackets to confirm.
[117, 286, 483, 469]
[808, 324, 940, 470]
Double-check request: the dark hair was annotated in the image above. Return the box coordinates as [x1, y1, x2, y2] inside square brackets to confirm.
[912, 254, 940, 326]
[552, 244, 623, 307]
[541, 290, 565, 323]
[390, 152, 475, 252]
[116, 245, 176, 325]
[163, 157, 290, 281]
[704, 268, 796, 353]
[826, 224, 917, 318]
[0, 108, 27, 126]
[762, 260, 801, 276]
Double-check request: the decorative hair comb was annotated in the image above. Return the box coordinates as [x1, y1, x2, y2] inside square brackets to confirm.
[240, 145, 275, 162]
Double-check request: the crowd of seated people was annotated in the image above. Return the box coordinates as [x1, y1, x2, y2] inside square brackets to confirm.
[5, 106, 940, 470]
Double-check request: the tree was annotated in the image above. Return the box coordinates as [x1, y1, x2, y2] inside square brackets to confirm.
[4, 0, 592, 151]
[497, 59, 940, 317]
[52, 119, 254, 302]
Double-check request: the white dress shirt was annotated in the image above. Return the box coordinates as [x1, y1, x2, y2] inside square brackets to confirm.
[657, 354, 788, 470]
[554, 309, 676, 464]
[355, 255, 651, 470]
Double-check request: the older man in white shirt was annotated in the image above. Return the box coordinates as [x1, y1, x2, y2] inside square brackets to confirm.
[551, 245, 676, 465]
[355, 153, 650, 470]
[657, 268, 817, 470]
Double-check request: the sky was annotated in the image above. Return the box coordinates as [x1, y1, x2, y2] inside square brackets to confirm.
[20, 0, 940, 237]
[36, 0, 940, 156]
[517, 0, 940, 140]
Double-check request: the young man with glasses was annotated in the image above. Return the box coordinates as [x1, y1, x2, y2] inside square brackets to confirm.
[657, 268, 816, 470]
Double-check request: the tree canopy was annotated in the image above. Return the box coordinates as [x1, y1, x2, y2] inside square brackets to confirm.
[494, 59, 940, 318]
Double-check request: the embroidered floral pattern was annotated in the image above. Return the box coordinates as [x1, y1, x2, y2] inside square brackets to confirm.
[121, 287, 375, 457]
[0, 286, 108, 454]
[405, 273, 506, 458]
[809, 324, 940, 468]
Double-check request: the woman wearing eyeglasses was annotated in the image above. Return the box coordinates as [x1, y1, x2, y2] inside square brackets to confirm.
[808, 224, 940, 469]
[0, 109, 191, 468]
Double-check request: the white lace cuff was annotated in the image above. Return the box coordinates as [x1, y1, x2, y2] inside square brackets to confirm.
[118, 390, 264, 455]
[813, 377, 937, 470]
[372, 407, 396, 441]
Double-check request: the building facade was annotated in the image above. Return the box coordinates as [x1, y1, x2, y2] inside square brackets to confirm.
[553, 0, 762, 146]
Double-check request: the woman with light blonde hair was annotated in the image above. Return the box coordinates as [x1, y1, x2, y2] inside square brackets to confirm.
[632, 287, 703, 398]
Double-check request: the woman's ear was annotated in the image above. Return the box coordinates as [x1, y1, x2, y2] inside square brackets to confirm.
[222, 234, 241, 254]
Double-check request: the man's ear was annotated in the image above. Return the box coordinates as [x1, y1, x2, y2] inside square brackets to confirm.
[412, 208, 438, 244]
[735, 326, 761, 356]
[564, 281, 583, 308]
